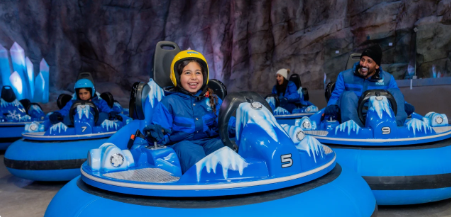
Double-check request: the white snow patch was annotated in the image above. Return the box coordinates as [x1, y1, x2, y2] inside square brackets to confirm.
[282, 124, 305, 144]
[274, 107, 290, 115]
[77, 105, 91, 119]
[236, 102, 288, 144]
[295, 116, 317, 130]
[195, 147, 248, 182]
[335, 120, 361, 135]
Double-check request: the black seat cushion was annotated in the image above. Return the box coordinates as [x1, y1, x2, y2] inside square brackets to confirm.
[100, 92, 115, 108]
[289, 74, 302, 90]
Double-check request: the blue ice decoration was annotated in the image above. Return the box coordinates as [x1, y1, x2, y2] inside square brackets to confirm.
[1, 98, 27, 122]
[147, 78, 164, 108]
[49, 122, 68, 134]
[293, 105, 318, 114]
[0, 45, 12, 90]
[296, 136, 325, 163]
[236, 102, 288, 144]
[195, 147, 248, 182]
[295, 116, 316, 130]
[265, 96, 276, 111]
[281, 124, 305, 143]
[369, 96, 393, 119]
[26, 57, 34, 100]
[35, 59, 49, 103]
[273, 107, 290, 115]
[24, 121, 45, 133]
[405, 118, 433, 136]
[335, 120, 361, 135]
[10, 43, 28, 99]
[101, 120, 120, 132]
[88, 143, 135, 172]
[424, 112, 448, 127]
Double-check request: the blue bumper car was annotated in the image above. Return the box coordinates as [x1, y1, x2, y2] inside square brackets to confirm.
[45, 41, 376, 217]
[266, 75, 319, 125]
[4, 99, 130, 181]
[297, 89, 451, 205]
[0, 85, 45, 150]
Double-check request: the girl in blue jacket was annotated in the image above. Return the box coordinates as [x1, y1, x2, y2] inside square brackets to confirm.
[49, 78, 117, 126]
[271, 68, 301, 113]
[144, 50, 226, 174]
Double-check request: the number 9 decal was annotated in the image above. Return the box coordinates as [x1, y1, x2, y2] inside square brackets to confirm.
[281, 154, 293, 168]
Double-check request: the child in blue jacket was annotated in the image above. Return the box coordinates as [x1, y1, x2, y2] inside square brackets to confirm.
[144, 50, 226, 174]
[49, 78, 118, 126]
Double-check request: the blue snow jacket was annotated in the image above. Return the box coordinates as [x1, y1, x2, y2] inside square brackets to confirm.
[57, 95, 113, 117]
[271, 81, 300, 103]
[327, 62, 400, 106]
[151, 90, 232, 145]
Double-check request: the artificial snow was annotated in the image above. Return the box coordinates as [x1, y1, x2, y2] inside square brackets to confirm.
[274, 107, 290, 115]
[77, 105, 91, 119]
[195, 147, 248, 182]
[101, 120, 119, 131]
[335, 120, 361, 135]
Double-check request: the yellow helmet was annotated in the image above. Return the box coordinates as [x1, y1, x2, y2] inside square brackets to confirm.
[170, 50, 209, 88]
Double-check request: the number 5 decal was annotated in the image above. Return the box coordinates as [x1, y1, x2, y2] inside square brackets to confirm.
[281, 154, 293, 168]
[82, 126, 87, 132]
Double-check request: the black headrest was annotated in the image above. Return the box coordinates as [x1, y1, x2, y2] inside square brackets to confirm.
[1, 86, 16, 102]
[129, 82, 150, 120]
[19, 99, 31, 113]
[57, 94, 73, 109]
[77, 72, 95, 85]
[218, 92, 271, 151]
[301, 88, 309, 101]
[325, 82, 336, 102]
[100, 92, 115, 108]
[346, 53, 361, 70]
[289, 74, 302, 89]
[207, 79, 227, 100]
[152, 41, 181, 88]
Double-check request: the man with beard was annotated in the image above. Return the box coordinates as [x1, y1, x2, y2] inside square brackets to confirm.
[324, 45, 414, 127]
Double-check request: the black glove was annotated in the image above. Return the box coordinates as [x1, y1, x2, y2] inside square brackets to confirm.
[49, 112, 63, 124]
[405, 103, 415, 116]
[143, 124, 172, 143]
[324, 105, 340, 120]
[108, 111, 123, 121]
[279, 97, 288, 106]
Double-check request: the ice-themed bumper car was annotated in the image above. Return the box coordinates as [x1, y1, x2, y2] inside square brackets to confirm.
[45, 41, 376, 217]
[266, 74, 319, 125]
[4, 98, 130, 181]
[298, 89, 451, 205]
[0, 85, 45, 150]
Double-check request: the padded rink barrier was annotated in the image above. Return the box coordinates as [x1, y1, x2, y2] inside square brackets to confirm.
[45, 164, 377, 217]
[330, 137, 451, 205]
[4, 138, 108, 181]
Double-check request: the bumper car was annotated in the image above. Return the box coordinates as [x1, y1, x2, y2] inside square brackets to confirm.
[4, 98, 130, 181]
[266, 74, 319, 125]
[45, 41, 376, 217]
[297, 89, 451, 205]
[0, 85, 45, 150]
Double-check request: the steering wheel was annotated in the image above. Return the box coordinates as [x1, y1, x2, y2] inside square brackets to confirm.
[264, 94, 280, 109]
[357, 90, 397, 125]
[69, 100, 100, 125]
[219, 92, 272, 152]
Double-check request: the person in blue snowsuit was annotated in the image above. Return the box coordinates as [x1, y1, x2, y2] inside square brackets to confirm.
[49, 78, 119, 126]
[271, 68, 301, 113]
[144, 50, 231, 174]
[324, 45, 415, 127]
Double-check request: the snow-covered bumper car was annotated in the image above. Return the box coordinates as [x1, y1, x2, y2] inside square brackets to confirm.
[4, 99, 131, 181]
[266, 75, 319, 125]
[0, 85, 45, 150]
[297, 89, 451, 205]
[45, 41, 376, 217]
[45, 92, 376, 217]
